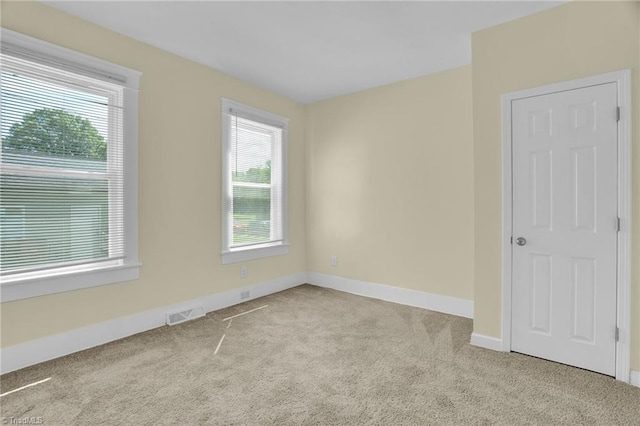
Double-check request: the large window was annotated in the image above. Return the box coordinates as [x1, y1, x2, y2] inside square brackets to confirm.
[0, 29, 140, 301]
[221, 99, 288, 264]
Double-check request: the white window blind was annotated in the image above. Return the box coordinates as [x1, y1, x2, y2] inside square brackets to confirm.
[0, 52, 125, 276]
[221, 99, 288, 264]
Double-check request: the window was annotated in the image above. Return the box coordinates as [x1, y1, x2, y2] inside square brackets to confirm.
[221, 99, 288, 264]
[0, 29, 140, 302]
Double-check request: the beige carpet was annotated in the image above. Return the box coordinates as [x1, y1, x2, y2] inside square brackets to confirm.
[1, 284, 639, 425]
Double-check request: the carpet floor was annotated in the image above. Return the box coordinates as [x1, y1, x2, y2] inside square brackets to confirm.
[1, 284, 639, 425]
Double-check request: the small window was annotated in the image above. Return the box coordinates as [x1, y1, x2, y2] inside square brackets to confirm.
[221, 99, 288, 264]
[0, 29, 141, 301]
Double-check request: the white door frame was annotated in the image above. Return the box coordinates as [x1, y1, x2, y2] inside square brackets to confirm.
[501, 70, 632, 383]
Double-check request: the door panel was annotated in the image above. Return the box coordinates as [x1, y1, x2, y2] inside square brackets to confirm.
[511, 83, 618, 376]
[572, 147, 596, 231]
[570, 257, 596, 343]
[531, 150, 552, 230]
[530, 254, 552, 334]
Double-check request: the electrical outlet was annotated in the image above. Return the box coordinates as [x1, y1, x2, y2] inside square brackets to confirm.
[240, 290, 250, 300]
[330, 255, 338, 266]
[241, 266, 248, 279]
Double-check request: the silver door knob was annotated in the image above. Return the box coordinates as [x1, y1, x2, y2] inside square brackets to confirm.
[516, 237, 527, 246]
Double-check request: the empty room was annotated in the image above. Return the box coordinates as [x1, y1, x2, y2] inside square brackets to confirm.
[0, 0, 639, 424]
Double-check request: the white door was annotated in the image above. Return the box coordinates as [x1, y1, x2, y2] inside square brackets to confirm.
[511, 83, 618, 376]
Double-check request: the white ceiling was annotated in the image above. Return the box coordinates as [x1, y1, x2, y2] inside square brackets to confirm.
[44, 1, 563, 104]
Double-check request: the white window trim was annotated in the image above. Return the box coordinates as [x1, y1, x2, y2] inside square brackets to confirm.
[0, 29, 141, 302]
[220, 98, 289, 265]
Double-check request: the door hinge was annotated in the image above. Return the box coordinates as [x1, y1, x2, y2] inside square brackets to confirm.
[615, 327, 619, 342]
[616, 106, 621, 122]
[616, 217, 621, 232]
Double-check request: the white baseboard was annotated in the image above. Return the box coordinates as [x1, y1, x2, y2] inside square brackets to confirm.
[0, 273, 307, 375]
[470, 332, 505, 352]
[5, 269, 631, 386]
[308, 272, 473, 319]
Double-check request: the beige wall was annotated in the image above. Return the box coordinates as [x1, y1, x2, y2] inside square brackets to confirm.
[0, 2, 307, 347]
[305, 66, 475, 301]
[471, 1, 640, 369]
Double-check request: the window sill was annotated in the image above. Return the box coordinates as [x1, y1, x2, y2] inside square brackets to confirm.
[0, 262, 141, 302]
[222, 242, 289, 265]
